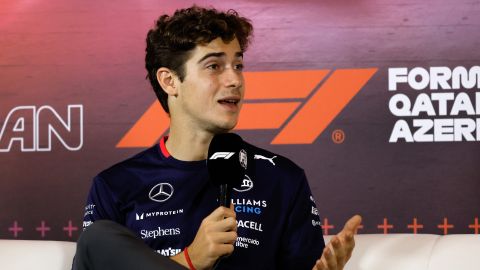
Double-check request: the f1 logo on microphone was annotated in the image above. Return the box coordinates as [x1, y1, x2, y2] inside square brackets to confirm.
[210, 152, 235, 160]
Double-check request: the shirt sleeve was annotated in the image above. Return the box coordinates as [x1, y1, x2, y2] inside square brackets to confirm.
[82, 175, 123, 230]
[278, 170, 325, 270]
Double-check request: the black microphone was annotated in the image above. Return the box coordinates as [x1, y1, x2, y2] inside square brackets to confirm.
[207, 133, 248, 207]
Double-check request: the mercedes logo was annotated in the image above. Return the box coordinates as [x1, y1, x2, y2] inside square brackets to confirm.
[149, 183, 174, 202]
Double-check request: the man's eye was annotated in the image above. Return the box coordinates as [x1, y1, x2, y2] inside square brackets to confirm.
[235, 64, 244, 70]
[207, 64, 219, 70]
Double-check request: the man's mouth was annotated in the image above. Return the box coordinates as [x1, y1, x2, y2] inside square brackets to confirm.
[218, 99, 240, 105]
[217, 97, 241, 111]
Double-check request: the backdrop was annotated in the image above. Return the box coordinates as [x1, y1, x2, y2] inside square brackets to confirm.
[1, 0, 479, 241]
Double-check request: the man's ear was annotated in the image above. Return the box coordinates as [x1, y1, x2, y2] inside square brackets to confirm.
[156, 67, 178, 97]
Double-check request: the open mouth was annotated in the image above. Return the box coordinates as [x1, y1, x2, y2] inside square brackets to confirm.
[218, 99, 240, 105]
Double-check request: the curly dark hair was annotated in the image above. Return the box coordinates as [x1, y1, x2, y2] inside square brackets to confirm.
[145, 6, 253, 114]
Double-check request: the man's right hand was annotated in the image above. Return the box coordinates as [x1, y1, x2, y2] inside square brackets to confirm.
[172, 205, 237, 270]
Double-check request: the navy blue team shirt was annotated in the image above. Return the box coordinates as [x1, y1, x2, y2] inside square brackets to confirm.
[83, 137, 325, 269]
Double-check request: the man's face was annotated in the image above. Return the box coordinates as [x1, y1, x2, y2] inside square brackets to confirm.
[171, 37, 244, 133]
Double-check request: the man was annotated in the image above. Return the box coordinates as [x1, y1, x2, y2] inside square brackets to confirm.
[74, 6, 361, 270]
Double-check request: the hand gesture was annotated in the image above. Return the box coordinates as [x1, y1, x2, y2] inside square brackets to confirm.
[312, 215, 362, 270]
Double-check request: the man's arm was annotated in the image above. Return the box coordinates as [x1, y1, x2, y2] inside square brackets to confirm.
[277, 170, 326, 269]
[83, 176, 124, 229]
[312, 215, 362, 270]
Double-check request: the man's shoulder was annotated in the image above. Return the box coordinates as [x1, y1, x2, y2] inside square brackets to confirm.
[96, 144, 160, 184]
[243, 141, 304, 176]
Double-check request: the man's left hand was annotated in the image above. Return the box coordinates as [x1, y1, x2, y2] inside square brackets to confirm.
[312, 215, 362, 270]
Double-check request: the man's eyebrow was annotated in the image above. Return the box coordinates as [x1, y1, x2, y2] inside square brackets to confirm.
[197, 52, 225, 64]
[197, 51, 244, 64]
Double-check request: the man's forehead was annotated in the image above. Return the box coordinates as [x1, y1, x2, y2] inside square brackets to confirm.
[190, 37, 242, 60]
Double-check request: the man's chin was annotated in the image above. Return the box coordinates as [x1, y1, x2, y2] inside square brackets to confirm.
[209, 121, 237, 134]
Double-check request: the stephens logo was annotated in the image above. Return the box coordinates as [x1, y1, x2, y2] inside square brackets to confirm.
[149, 183, 174, 202]
[388, 66, 480, 143]
[140, 227, 181, 239]
[116, 69, 377, 147]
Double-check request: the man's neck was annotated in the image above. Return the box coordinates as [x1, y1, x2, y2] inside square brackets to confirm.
[165, 125, 214, 161]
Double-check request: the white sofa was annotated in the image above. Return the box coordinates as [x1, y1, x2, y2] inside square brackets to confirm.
[325, 234, 480, 270]
[1, 234, 479, 270]
[0, 239, 76, 270]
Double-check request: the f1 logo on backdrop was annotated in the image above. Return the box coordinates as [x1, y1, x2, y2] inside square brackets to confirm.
[0, 105, 83, 152]
[117, 69, 377, 147]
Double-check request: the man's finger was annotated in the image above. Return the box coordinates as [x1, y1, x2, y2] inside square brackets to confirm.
[331, 236, 346, 266]
[211, 231, 238, 244]
[209, 206, 236, 221]
[324, 246, 337, 269]
[312, 259, 326, 270]
[343, 215, 362, 234]
[210, 216, 237, 232]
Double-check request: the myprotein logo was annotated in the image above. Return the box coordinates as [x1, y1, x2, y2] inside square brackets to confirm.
[0, 105, 83, 152]
[136, 209, 184, 221]
[116, 69, 377, 147]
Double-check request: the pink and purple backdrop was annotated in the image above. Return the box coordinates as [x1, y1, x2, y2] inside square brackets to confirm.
[1, 0, 479, 240]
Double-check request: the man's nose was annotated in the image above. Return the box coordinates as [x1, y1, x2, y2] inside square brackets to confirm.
[224, 67, 243, 88]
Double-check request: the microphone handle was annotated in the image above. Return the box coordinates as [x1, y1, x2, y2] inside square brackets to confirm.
[219, 184, 231, 207]
[213, 184, 233, 269]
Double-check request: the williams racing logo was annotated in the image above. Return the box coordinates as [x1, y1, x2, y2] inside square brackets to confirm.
[389, 66, 480, 143]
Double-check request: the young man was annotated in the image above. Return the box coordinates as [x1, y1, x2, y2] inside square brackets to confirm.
[75, 6, 361, 270]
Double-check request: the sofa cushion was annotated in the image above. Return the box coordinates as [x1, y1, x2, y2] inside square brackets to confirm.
[0, 240, 76, 270]
[428, 234, 480, 270]
[325, 234, 440, 270]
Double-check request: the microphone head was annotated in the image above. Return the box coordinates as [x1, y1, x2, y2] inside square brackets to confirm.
[207, 133, 248, 187]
